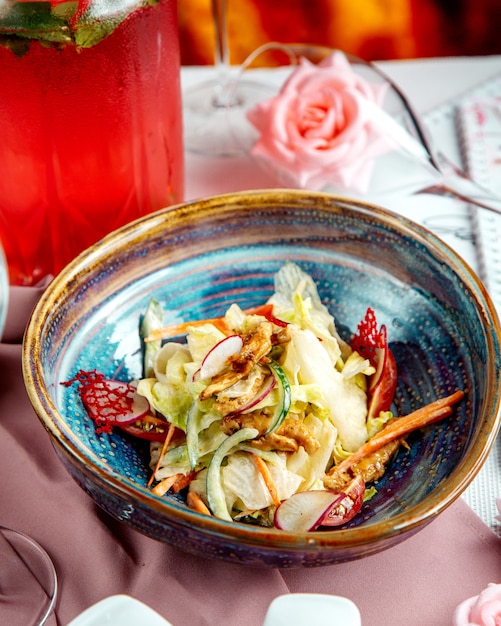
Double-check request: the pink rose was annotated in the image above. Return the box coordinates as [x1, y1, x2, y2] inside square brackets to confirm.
[246, 51, 393, 193]
[453, 583, 501, 625]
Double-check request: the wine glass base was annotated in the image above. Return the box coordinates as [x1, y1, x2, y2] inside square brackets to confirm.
[0, 527, 57, 626]
[183, 78, 276, 157]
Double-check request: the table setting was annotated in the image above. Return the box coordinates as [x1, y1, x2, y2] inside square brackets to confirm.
[2, 0, 501, 622]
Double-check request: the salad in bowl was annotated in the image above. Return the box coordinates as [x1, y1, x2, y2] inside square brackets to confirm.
[65, 262, 463, 533]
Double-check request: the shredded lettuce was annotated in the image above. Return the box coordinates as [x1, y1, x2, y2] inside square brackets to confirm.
[269, 261, 351, 360]
[136, 262, 387, 524]
[186, 323, 227, 364]
[284, 326, 368, 452]
[153, 342, 191, 385]
[222, 452, 302, 511]
[286, 414, 337, 490]
[136, 377, 192, 430]
[367, 410, 393, 439]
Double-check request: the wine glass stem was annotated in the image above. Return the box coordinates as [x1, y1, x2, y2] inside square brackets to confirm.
[211, 0, 240, 107]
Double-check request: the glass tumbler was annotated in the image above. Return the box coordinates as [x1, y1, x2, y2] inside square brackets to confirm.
[0, 0, 184, 286]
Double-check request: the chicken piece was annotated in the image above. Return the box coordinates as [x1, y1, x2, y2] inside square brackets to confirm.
[212, 367, 268, 416]
[251, 417, 320, 455]
[252, 431, 299, 453]
[200, 321, 274, 400]
[324, 438, 401, 491]
[221, 410, 272, 436]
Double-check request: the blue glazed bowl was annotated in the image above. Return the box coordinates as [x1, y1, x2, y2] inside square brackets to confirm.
[22, 190, 501, 567]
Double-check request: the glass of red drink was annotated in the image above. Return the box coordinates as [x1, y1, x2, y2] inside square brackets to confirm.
[0, 0, 184, 286]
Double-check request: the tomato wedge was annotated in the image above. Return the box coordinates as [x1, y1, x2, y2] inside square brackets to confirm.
[320, 475, 366, 527]
[118, 415, 173, 442]
[368, 344, 397, 419]
[351, 307, 397, 419]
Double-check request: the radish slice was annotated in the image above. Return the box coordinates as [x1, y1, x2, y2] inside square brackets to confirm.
[320, 476, 365, 526]
[115, 388, 150, 424]
[232, 376, 276, 415]
[199, 334, 243, 380]
[274, 490, 346, 533]
[81, 379, 150, 425]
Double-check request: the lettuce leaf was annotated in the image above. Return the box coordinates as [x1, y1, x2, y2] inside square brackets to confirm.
[285, 326, 368, 452]
[222, 452, 302, 512]
[286, 414, 337, 490]
[136, 378, 192, 431]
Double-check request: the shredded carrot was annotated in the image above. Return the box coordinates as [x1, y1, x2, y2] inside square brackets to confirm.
[144, 304, 276, 342]
[145, 317, 230, 342]
[337, 390, 465, 474]
[147, 422, 177, 488]
[187, 491, 212, 516]
[152, 473, 181, 496]
[172, 470, 197, 493]
[251, 454, 281, 507]
[152, 470, 197, 496]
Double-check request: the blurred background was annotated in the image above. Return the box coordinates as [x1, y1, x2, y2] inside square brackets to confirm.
[178, 0, 501, 65]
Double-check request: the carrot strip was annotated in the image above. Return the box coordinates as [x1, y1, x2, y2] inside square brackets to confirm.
[337, 390, 464, 474]
[144, 304, 276, 342]
[251, 454, 281, 507]
[147, 422, 177, 488]
[145, 317, 230, 342]
[152, 473, 181, 496]
[187, 491, 212, 516]
[172, 470, 197, 493]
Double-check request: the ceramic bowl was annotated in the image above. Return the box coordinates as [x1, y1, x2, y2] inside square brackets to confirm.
[22, 190, 501, 567]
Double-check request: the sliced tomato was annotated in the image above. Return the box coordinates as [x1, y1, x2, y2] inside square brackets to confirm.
[245, 303, 288, 327]
[368, 345, 398, 420]
[119, 415, 173, 442]
[320, 475, 366, 527]
[351, 308, 397, 419]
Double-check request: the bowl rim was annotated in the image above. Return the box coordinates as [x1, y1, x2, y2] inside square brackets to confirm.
[22, 189, 501, 552]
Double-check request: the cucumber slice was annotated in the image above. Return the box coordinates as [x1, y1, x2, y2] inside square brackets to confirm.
[206, 427, 259, 521]
[186, 400, 203, 470]
[265, 360, 291, 434]
[140, 298, 164, 379]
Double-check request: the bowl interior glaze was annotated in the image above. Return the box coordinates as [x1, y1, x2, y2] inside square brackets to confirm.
[23, 190, 501, 567]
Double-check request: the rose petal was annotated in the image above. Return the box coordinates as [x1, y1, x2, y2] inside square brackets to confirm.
[246, 50, 398, 194]
[453, 583, 501, 626]
[453, 595, 479, 625]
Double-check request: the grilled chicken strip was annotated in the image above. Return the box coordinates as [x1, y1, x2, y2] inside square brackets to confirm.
[324, 438, 402, 491]
[199, 321, 274, 400]
[251, 417, 320, 455]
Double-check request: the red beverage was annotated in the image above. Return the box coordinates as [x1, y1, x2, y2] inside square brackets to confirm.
[0, 0, 184, 285]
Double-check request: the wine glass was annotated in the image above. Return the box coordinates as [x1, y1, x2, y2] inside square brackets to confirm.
[0, 526, 58, 625]
[0, 240, 8, 340]
[182, 0, 276, 156]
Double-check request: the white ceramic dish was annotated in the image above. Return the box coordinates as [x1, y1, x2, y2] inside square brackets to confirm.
[262, 593, 361, 626]
[67, 595, 173, 626]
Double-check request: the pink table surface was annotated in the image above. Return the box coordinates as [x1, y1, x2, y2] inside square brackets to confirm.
[2, 288, 501, 626]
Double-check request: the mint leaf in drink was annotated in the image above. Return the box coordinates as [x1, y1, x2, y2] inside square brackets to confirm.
[0, 0, 159, 52]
